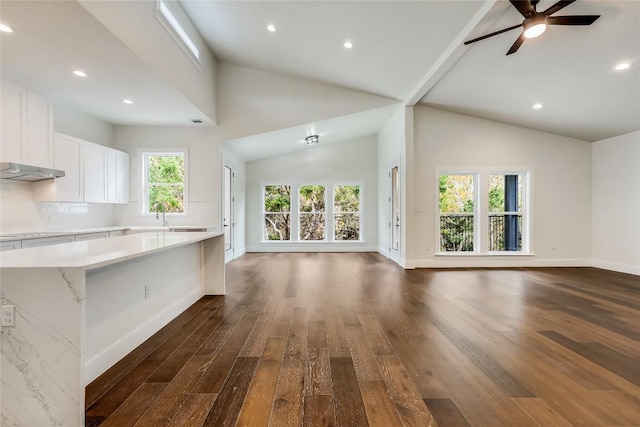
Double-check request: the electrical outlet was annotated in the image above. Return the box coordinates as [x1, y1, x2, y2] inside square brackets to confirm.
[552, 243, 557, 251]
[145, 285, 151, 299]
[426, 244, 431, 251]
[2, 305, 15, 327]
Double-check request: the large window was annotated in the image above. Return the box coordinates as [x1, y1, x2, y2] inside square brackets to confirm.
[299, 185, 326, 241]
[488, 174, 524, 251]
[439, 174, 476, 252]
[264, 185, 291, 241]
[262, 182, 362, 243]
[438, 171, 529, 254]
[334, 185, 360, 240]
[142, 151, 187, 215]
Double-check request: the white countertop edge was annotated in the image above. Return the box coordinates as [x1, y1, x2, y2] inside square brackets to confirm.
[0, 231, 224, 269]
[0, 227, 129, 242]
[0, 225, 217, 242]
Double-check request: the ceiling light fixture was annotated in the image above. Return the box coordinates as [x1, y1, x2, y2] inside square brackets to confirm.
[306, 135, 319, 145]
[344, 41, 353, 49]
[123, 99, 133, 105]
[267, 24, 276, 32]
[615, 62, 631, 71]
[73, 70, 87, 78]
[0, 23, 14, 33]
[523, 16, 547, 39]
[532, 103, 544, 110]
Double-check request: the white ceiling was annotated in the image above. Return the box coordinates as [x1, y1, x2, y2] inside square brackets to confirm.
[0, 0, 210, 126]
[1, 0, 637, 160]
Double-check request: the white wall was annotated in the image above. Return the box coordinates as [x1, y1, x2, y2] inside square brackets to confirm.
[216, 63, 397, 141]
[245, 135, 378, 252]
[410, 106, 593, 268]
[114, 126, 222, 228]
[592, 131, 640, 275]
[79, 0, 217, 123]
[53, 103, 115, 148]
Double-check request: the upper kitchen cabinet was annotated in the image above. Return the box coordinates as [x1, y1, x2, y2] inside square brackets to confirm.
[83, 141, 108, 203]
[107, 148, 130, 204]
[0, 80, 53, 168]
[35, 133, 129, 204]
[34, 133, 83, 202]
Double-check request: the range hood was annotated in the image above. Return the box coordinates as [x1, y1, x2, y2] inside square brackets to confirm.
[0, 162, 65, 182]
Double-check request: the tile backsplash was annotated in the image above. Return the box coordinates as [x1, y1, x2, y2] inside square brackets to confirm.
[0, 181, 117, 234]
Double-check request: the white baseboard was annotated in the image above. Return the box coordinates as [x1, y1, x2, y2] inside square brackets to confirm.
[248, 244, 379, 253]
[234, 248, 246, 258]
[84, 287, 203, 385]
[592, 259, 640, 276]
[409, 258, 591, 269]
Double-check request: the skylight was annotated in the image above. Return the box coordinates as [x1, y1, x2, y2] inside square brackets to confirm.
[157, 0, 200, 62]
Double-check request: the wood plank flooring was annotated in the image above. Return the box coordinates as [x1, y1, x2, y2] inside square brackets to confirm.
[86, 253, 640, 426]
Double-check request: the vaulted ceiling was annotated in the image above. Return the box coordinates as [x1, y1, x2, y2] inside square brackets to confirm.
[1, 0, 637, 160]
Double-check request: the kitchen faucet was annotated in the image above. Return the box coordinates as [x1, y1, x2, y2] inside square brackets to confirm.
[154, 202, 169, 226]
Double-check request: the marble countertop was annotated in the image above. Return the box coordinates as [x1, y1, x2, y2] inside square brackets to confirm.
[0, 231, 223, 269]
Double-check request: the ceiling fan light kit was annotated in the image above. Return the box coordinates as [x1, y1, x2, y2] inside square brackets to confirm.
[523, 16, 547, 38]
[464, 0, 600, 55]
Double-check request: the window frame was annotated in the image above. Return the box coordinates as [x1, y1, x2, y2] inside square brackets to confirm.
[155, 0, 202, 68]
[262, 183, 293, 242]
[261, 181, 364, 244]
[298, 184, 327, 242]
[141, 149, 188, 216]
[333, 183, 363, 242]
[435, 168, 531, 256]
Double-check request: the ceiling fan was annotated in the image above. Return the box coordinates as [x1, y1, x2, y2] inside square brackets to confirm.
[464, 0, 600, 55]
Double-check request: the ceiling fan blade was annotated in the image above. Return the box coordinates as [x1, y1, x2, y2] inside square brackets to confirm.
[464, 23, 523, 45]
[510, 0, 536, 18]
[542, 0, 577, 16]
[506, 33, 526, 55]
[547, 15, 600, 25]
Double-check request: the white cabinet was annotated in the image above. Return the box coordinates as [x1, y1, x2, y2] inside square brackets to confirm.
[0, 80, 53, 168]
[83, 141, 108, 203]
[107, 149, 129, 204]
[34, 133, 83, 202]
[33, 131, 129, 205]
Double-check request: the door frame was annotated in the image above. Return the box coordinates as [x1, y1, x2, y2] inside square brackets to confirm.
[389, 160, 401, 263]
[223, 160, 234, 263]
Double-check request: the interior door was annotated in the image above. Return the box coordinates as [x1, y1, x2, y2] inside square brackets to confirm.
[390, 164, 400, 261]
[224, 162, 234, 262]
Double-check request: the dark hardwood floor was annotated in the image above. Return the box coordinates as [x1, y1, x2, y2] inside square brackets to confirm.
[86, 253, 640, 426]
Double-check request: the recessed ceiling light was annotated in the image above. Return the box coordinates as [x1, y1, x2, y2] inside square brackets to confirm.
[0, 23, 14, 33]
[73, 70, 87, 78]
[615, 62, 631, 71]
[267, 24, 276, 32]
[344, 41, 353, 49]
[532, 103, 544, 110]
[123, 99, 133, 105]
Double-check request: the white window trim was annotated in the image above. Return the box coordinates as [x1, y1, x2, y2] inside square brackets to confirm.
[261, 181, 364, 244]
[141, 149, 189, 216]
[155, 0, 202, 69]
[435, 168, 532, 256]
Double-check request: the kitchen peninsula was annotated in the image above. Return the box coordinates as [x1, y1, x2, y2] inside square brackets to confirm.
[0, 231, 224, 426]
